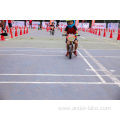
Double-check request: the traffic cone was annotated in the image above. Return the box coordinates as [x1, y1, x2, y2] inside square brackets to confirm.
[33, 26, 35, 29]
[106, 28, 108, 32]
[110, 30, 113, 38]
[6, 26, 9, 33]
[98, 29, 101, 36]
[47, 27, 48, 32]
[26, 27, 28, 34]
[15, 27, 18, 37]
[103, 29, 106, 37]
[117, 29, 120, 40]
[1, 29, 5, 41]
[91, 28, 93, 33]
[23, 27, 26, 34]
[10, 28, 13, 38]
[113, 29, 115, 33]
[20, 28, 22, 35]
[95, 29, 97, 35]
[93, 29, 95, 34]
[60, 27, 62, 32]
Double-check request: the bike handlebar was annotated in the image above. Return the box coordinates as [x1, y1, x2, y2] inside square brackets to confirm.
[62, 34, 80, 36]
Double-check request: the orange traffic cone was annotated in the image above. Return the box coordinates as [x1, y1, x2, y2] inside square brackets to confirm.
[15, 28, 18, 37]
[23, 27, 26, 34]
[26, 27, 28, 34]
[93, 29, 95, 34]
[1, 29, 5, 41]
[6, 26, 9, 33]
[106, 28, 108, 32]
[20, 28, 22, 35]
[86, 28, 88, 32]
[47, 27, 48, 32]
[110, 30, 113, 38]
[60, 27, 62, 32]
[98, 29, 101, 36]
[113, 29, 115, 32]
[117, 29, 120, 40]
[10, 28, 13, 38]
[95, 29, 97, 35]
[103, 29, 106, 37]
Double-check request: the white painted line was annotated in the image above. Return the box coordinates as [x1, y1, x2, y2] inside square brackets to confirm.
[0, 81, 120, 84]
[0, 54, 64, 56]
[86, 69, 116, 73]
[78, 44, 120, 87]
[84, 56, 120, 58]
[0, 53, 120, 58]
[0, 47, 66, 49]
[109, 70, 115, 73]
[77, 50, 106, 83]
[86, 69, 106, 71]
[0, 73, 119, 77]
[0, 74, 110, 77]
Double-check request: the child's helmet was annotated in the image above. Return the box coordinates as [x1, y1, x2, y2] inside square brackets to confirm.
[66, 20, 75, 28]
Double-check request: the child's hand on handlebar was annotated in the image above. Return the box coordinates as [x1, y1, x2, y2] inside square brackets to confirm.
[63, 33, 66, 35]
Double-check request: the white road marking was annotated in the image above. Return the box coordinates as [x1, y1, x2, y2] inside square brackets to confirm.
[77, 50, 106, 83]
[0, 74, 120, 77]
[109, 70, 115, 73]
[0, 81, 120, 84]
[86, 69, 116, 73]
[0, 74, 110, 76]
[78, 44, 120, 87]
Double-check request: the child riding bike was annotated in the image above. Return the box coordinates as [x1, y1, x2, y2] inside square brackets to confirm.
[63, 20, 78, 56]
[49, 22, 55, 31]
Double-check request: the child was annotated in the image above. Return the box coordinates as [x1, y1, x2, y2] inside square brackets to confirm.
[63, 20, 78, 56]
[50, 22, 55, 31]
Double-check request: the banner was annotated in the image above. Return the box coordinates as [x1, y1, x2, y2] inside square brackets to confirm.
[6, 21, 24, 27]
[59, 22, 67, 29]
[75, 20, 79, 26]
[108, 23, 119, 30]
[26, 21, 39, 28]
[42, 21, 57, 28]
[92, 23, 106, 29]
[42, 22, 49, 28]
[77, 23, 89, 28]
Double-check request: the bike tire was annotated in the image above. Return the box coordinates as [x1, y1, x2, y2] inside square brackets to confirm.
[69, 45, 72, 59]
[52, 32, 54, 35]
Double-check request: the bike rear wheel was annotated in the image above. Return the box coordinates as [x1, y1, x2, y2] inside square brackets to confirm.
[52, 31, 54, 35]
[68, 45, 72, 59]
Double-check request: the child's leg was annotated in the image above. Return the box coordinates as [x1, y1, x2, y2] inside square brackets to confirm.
[74, 40, 78, 51]
[66, 39, 70, 51]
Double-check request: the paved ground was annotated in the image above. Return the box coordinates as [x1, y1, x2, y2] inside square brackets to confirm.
[0, 28, 120, 100]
